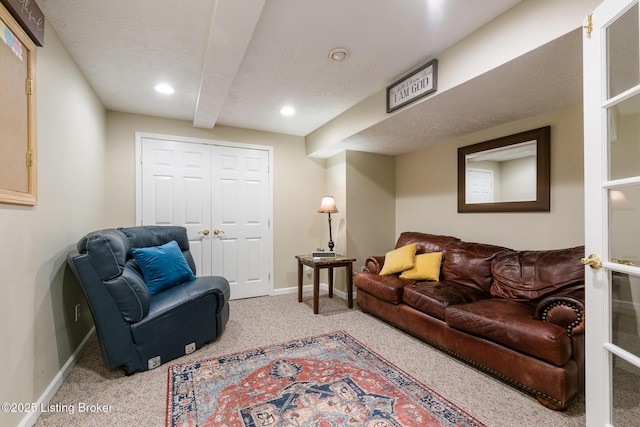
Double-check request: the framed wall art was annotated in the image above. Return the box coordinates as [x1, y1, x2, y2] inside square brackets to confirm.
[387, 59, 437, 113]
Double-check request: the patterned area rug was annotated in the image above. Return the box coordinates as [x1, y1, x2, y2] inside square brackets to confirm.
[166, 331, 485, 427]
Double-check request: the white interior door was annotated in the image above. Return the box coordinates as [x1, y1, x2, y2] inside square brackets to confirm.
[583, 1, 640, 425]
[466, 168, 494, 203]
[138, 134, 272, 300]
[211, 146, 270, 299]
[140, 138, 212, 275]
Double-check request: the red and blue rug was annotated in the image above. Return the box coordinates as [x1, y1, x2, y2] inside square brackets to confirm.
[166, 331, 484, 426]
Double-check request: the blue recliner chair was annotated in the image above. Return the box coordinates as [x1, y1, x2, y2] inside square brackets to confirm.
[67, 225, 230, 374]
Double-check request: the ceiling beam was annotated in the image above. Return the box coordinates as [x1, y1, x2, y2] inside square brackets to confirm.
[193, 0, 266, 128]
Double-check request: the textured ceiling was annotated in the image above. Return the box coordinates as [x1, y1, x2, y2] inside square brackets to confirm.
[37, 0, 526, 144]
[38, 0, 215, 121]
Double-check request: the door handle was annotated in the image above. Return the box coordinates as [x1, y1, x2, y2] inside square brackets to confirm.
[213, 229, 224, 235]
[581, 253, 602, 269]
[200, 229, 210, 236]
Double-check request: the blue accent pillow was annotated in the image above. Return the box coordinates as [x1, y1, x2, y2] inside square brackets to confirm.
[130, 240, 196, 295]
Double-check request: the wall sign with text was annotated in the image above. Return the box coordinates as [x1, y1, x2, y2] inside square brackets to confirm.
[386, 59, 437, 113]
[0, 0, 44, 46]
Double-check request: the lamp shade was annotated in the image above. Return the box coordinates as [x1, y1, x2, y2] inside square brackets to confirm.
[317, 195, 338, 213]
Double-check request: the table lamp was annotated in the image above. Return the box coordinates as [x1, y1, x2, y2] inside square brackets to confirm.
[318, 195, 338, 251]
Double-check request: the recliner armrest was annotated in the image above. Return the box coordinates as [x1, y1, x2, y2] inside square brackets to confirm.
[144, 276, 229, 321]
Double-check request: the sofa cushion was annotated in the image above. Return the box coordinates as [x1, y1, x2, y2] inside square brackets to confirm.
[379, 244, 417, 275]
[403, 281, 490, 320]
[400, 252, 443, 281]
[354, 272, 414, 304]
[395, 232, 460, 254]
[490, 246, 585, 300]
[442, 241, 510, 292]
[131, 240, 197, 295]
[445, 299, 573, 367]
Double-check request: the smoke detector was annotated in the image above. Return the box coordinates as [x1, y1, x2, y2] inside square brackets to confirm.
[329, 47, 348, 61]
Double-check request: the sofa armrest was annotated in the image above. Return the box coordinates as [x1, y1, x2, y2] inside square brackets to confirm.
[365, 256, 385, 274]
[535, 293, 585, 338]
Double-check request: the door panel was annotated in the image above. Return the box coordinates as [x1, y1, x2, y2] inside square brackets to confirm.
[141, 138, 212, 275]
[221, 238, 239, 285]
[140, 136, 271, 299]
[211, 146, 270, 299]
[247, 238, 262, 281]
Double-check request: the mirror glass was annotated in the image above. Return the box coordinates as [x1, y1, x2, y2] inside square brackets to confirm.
[458, 126, 550, 212]
[465, 140, 537, 203]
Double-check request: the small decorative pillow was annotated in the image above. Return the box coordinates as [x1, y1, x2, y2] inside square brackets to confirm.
[400, 252, 443, 281]
[379, 243, 418, 275]
[130, 240, 196, 295]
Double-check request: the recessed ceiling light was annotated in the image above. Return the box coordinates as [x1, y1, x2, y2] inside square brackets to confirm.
[329, 47, 348, 61]
[154, 83, 175, 94]
[280, 106, 295, 116]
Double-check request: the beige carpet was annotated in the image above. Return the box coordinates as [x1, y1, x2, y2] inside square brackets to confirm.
[35, 293, 591, 427]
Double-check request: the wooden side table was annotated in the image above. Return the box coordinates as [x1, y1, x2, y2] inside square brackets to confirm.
[295, 254, 356, 314]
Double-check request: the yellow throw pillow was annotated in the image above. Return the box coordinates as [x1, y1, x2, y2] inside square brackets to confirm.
[379, 244, 417, 275]
[400, 252, 443, 281]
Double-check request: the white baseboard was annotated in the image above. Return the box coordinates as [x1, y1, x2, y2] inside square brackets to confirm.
[272, 283, 356, 300]
[18, 327, 96, 427]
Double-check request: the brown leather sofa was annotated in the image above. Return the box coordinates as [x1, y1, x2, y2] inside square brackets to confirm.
[355, 232, 585, 411]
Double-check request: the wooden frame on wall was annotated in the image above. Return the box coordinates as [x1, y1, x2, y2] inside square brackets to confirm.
[457, 126, 551, 213]
[0, 2, 37, 205]
[386, 59, 438, 113]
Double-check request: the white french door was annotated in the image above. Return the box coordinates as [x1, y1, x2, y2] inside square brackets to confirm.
[136, 133, 272, 300]
[583, 1, 640, 425]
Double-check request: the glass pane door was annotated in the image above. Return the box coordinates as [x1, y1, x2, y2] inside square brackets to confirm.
[584, 1, 640, 425]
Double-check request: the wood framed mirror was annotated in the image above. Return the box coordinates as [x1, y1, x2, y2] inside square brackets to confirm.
[457, 126, 550, 213]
